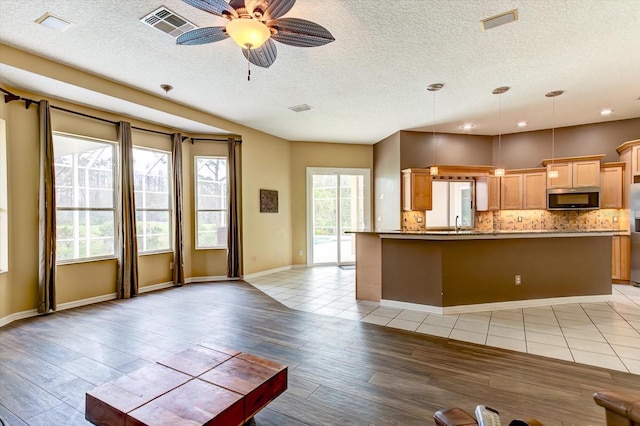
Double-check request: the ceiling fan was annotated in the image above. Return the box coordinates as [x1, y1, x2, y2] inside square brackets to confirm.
[177, 0, 335, 69]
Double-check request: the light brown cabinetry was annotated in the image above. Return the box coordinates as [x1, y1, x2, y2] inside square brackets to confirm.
[542, 155, 605, 189]
[501, 170, 546, 210]
[546, 162, 572, 188]
[402, 168, 432, 211]
[501, 174, 523, 210]
[523, 172, 547, 209]
[488, 176, 501, 211]
[600, 163, 624, 209]
[612, 235, 630, 281]
[616, 139, 640, 188]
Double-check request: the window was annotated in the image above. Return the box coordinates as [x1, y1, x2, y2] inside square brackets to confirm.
[195, 156, 227, 249]
[133, 147, 172, 253]
[426, 180, 474, 229]
[54, 134, 116, 262]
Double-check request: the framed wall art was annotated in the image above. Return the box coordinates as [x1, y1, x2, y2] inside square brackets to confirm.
[260, 189, 278, 213]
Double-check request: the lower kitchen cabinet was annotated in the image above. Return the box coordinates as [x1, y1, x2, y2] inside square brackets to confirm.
[612, 235, 631, 281]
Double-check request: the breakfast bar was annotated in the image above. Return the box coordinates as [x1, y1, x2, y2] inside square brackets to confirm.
[355, 230, 614, 312]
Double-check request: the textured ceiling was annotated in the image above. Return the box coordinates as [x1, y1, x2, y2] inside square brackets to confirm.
[0, 0, 639, 144]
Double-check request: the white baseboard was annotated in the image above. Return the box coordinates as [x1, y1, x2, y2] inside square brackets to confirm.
[380, 294, 613, 315]
[58, 293, 117, 311]
[139, 281, 175, 293]
[0, 293, 118, 327]
[243, 265, 292, 280]
[185, 275, 238, 283]
[0, 308, 38, 327]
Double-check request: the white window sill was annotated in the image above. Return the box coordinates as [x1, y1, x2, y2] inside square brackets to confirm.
[195, 247, 228, 251]
[57, 255, 118, 266]
[139, 250, 173, 257]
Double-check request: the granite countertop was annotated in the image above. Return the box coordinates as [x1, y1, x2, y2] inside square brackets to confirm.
[350, 229, 624, 239]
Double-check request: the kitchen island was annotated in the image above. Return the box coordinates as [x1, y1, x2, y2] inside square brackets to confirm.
[355, 230, 614, 313]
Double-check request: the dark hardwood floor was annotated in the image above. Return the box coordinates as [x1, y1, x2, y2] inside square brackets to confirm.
[1, 281, 637, 425]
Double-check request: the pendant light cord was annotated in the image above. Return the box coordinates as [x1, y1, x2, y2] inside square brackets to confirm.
[432, 90, 436, 164]
[498, 93, 502, 170]
[551, 96, 555, 166]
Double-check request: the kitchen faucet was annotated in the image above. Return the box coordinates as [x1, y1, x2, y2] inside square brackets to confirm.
[455, 215, 460, 233]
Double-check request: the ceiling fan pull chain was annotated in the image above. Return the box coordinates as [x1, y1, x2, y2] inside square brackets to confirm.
[247, 48, 251, 81]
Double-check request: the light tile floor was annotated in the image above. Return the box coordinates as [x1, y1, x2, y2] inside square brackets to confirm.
[246, 266, 640, 374]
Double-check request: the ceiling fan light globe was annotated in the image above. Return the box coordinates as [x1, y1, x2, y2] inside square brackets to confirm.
[226, 18, 270, 49]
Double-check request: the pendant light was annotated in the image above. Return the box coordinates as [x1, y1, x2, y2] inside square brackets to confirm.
[545, 90, 564, 179]
[492, 86, 510, 177]
[427, 83, 444, 176]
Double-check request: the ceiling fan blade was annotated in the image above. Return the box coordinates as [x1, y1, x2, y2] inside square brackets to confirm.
[177, 27, 229, 45]
[242, 39, 277, 68]
[246, 0, 296, 21]
[269, 18, 335, 47]
[181, 0, 237, 18]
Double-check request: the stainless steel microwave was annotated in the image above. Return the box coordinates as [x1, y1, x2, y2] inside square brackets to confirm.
[547, 187, 600, 210]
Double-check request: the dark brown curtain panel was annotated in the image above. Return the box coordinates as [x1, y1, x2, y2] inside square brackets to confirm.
[116, 121, 139, 299]
[227, 137, 241, 278]
[171, 133, 185, 286]
[37, 100, 57, 313]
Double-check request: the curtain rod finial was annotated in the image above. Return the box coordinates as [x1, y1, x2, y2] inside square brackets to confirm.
[4, 93, 21, 104]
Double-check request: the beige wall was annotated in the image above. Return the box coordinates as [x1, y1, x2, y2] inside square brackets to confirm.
[0, 45, 310, 323]
[290, 142, 373, 265]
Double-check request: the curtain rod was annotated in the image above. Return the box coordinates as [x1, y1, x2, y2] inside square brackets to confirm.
[1, 87, 241, 143]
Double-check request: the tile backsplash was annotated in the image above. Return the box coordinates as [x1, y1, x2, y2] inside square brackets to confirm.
[402, 209, 629, 232]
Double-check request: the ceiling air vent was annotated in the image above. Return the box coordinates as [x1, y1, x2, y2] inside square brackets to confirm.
[289, 104, 313, 113]
[481, 9, 518, 31]
[141, 7, 196, 38]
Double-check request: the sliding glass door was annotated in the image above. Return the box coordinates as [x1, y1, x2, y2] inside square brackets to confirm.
[306, 168, 370, 265]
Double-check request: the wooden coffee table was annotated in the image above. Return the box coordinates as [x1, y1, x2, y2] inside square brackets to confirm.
[85, 343, 287, 425]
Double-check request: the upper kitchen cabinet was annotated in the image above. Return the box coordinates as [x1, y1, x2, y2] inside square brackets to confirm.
[500, 173, 523, 210]
[600, 163, 625, 209]
[542, 155, 605, 189]
[522, 170, 547, 209]
[402, 168, 432, 211]
[616, 139, 640, 184]
[475, 175, 500, 212]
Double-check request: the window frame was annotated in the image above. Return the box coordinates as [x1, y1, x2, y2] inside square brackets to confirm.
[425, 178, 475, 230]
[194, 155, 228, 250]
[132, 146, 173, 255]
[53, 132, 118, 264]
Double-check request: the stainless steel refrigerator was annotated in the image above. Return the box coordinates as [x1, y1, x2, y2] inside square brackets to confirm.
[631, 183, 640, 287]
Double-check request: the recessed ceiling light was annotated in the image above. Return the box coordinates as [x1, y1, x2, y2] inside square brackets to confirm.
[600, 109, 613, 116]
[461, 123, 475, 130]
[35, 13, 72, 32]
[517, 121, 528, 127]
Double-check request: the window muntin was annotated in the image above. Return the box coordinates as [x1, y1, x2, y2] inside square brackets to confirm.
[54, 134, 116, 262]
[133, 147, 172, 253]
[195, 157, 227, 249]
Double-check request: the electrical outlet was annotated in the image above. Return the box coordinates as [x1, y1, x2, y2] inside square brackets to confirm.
[515, 275, 521, 285]
[417, 217, 423, 223]
[170, 262, 174, 270]
[298, 250, 303, 256]
[613, 216, 618, 223]
[517, 216, 523, 222]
